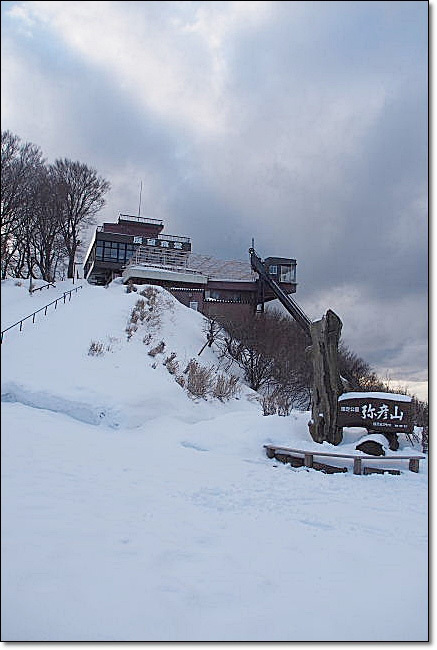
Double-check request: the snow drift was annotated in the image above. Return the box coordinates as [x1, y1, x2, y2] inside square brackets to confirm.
[1, 278, 428, 641]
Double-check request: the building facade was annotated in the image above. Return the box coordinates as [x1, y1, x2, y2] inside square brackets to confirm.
[83, 214, 297, 319]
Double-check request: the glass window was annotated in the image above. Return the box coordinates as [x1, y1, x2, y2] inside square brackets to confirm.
[269, 265, 278, 275]
[280, 266, 293, 282]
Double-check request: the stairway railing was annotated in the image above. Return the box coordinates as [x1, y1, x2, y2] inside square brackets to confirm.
[1, 285, 83, 343]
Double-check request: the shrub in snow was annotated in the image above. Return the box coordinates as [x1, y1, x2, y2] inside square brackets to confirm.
[88, 340, 105, 356]
[276, 391, 292, 416]
[212, 372, 241, 401]
[129, 298, 148, 323]
[126, 323, 138, 340]
[261, 392, 277, 416]
[125, 281, 137, 293]
[139, 286, 158, 301]
[148, 341, 166, 357]
[184, 360, 214, 399]
[125, 291, 164, 342]
[88, 338, 118, 356]
[259, 389, 292, 416]
[163, 352, 179, 375]
[181, 360, 241, 402]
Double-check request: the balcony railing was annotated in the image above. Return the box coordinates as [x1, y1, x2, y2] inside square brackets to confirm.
[127, 261, 204, 277]
[118, 214, 163, 225]
[158, 234, 190, 244]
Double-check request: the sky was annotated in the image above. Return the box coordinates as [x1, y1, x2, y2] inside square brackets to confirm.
[1, 0, 428, 400]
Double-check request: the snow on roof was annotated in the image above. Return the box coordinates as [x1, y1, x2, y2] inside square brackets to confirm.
[188, 253, 255, 281]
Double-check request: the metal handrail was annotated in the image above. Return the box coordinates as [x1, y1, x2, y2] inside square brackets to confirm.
[30, 282, 57, 293]
[1, 285, 83, 343]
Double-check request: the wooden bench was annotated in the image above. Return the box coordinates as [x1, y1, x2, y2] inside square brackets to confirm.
[264, 444, 425, 475]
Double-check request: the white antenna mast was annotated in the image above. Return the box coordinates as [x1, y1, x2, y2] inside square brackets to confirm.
[137, 181, 143, 218]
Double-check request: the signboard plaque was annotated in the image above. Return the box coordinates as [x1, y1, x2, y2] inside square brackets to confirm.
[337, 392, 413, 434]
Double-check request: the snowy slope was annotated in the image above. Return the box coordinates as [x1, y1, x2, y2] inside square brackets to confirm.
[1, 279, 428, 641]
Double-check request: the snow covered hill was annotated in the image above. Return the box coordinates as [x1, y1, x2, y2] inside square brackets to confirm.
[1, 279, 428, 641]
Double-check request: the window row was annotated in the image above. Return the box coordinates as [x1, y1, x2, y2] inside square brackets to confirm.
[205, 290, 247, 303]
[95, 241, 136, 263]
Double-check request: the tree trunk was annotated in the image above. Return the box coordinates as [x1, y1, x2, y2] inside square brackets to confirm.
[67, 247, 76, 278]
[308, 309, 344, 445]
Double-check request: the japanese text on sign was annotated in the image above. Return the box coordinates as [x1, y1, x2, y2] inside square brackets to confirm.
[340, 402, 404, 421]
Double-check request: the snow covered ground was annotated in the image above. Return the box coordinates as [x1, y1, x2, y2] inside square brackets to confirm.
[1, 279, 428, 641]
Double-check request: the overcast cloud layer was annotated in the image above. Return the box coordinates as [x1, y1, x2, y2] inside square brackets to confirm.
[1, 1, 428, 398]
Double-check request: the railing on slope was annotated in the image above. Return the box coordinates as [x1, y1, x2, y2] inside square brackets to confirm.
[1, 285, 83, 343]
[30, 282, 57, 293]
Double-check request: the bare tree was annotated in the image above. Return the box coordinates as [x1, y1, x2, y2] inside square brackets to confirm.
[1, 131, 45, 278]
[29, 167, 66, 282]
[218, 313, 279, 392]
[51, 159, 110, 278]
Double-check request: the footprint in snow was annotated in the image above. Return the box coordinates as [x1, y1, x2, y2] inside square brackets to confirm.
[180, 441, 209, 452]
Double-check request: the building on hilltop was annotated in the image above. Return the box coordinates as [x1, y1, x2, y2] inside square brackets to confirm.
[83, 213, 297, 319]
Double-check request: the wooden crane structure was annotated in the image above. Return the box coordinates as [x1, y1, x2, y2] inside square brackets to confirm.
[249, 247, 358, 446]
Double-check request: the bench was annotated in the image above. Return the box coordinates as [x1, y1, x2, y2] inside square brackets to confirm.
[264, 444, 425, 475]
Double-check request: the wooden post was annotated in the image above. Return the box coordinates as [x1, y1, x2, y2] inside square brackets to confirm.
[409, 458, 420, 473]
[353, 458, 362, 475]
[308, 309, 344, 445]
[304, 453, 313, 468]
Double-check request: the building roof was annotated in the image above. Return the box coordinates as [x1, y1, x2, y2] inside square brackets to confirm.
[187, 254, 255, 281]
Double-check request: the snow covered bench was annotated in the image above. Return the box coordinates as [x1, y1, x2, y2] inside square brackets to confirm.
[263, 444, 425, 475]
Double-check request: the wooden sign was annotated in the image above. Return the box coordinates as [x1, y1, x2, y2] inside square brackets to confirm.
[337, 392, 413, 434]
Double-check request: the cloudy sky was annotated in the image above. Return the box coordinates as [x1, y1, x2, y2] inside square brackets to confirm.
[1, 1, 428, 399]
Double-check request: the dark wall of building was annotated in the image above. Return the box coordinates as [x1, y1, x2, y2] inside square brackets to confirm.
[168, 288, 255, 321]
[103, 220, 164, 237]
[202, 301, 254, 321]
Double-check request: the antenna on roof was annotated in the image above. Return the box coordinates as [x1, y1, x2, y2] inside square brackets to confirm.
[137, 181, 143, 218]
